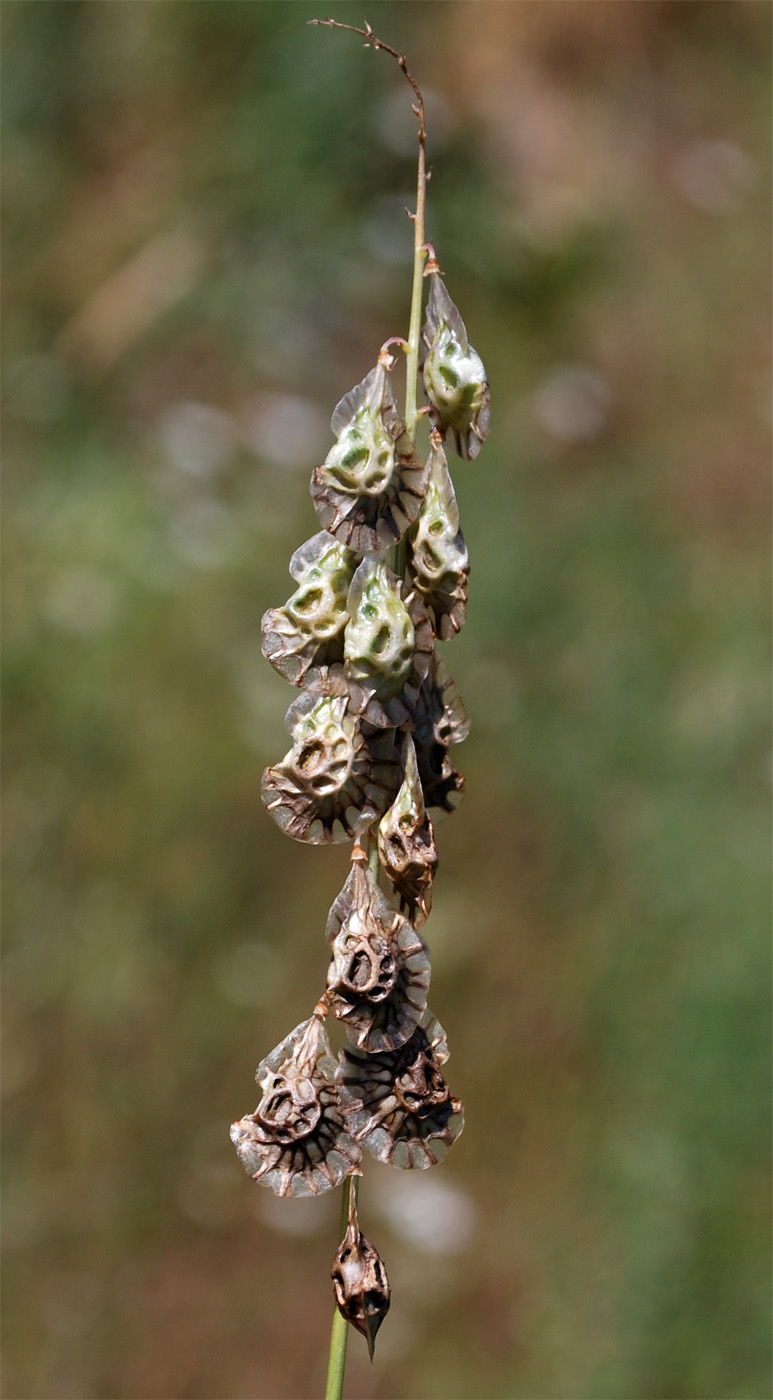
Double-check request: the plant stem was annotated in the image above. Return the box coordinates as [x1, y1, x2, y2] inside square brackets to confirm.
[325, 1173, 360, 1400]
[404, 135, 427, 447]
[311, 24, 429, 1395]
[308, 18, 428, 445]
[393, 133, 428, 583]
[366, 831, 381, 880]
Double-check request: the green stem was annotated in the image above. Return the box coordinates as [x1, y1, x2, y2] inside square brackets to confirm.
[310, 19, 428, 574]
[395, 106, 428, 582]
[311, 25, 429, 1397]
[404, 135, 427, 447]
[366, 831, 381, 880]
[325, 1173, 360, 1400]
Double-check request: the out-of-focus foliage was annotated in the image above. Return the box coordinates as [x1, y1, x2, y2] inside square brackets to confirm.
[2, 2, 770, 1397]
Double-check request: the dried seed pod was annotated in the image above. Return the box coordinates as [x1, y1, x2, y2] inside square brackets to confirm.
[344, 555, 434, 728]
[336, 1012, 465, 1169]
[421, 273, 490, 460]
[408, 433, 469, 639]
[261, 692, 400, 844]
[325, 854, 430, 1052]
[377, 736, 437, 926]
[331, 1179, 390, 1360]
[310, 364, 429, 554]
[413, 653, 470, 820]
[261, 533, 356, 687]
[230, 1015, 361, 1197]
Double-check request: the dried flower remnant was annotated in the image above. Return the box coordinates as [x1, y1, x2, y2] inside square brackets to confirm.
[325, 854, 431, 1052]
[230, 1015, 361, 1197]
[344, 556, 434, 727]
[422, 271, 491, 460]
[261, 532, 356, 688]
[331, 1178, 390, 1360]
[408, 432, 469, 640]
[261, 691, 399, 844]
[377, 735, 437, 926]
[337, 1012, 464, 1170]
[311, 363, 429, 555]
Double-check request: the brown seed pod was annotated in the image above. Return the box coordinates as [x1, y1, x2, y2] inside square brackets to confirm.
[336, 1012, 465, 1169]
[310, 364, 429, 555]
[408, 433, 469, 640]
[261, 692, 400, 844]
[377, 735, 437, 926]
[344, 556, 434, 728]
[230, 1015, 361, 1197]
[331, 1179, 390, 1360]
[412, 652, 470, 820]
[260, 532, 356, 688]
[325, 853, 430, 1052]
[421, 272, 491, 460]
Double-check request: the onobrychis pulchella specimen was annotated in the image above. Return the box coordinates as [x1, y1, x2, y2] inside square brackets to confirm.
[231, 19, 489, 1364]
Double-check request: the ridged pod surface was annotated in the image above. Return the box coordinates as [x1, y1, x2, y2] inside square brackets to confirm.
[377, 735, 438, 926]
[408, 434, 469, 640]
[344, 556, 434, 728]
[230, 1016, 361, 1197]
[421, 273, 490, 460]
[336, 1012, 464, 1169]
[412, 653, 470, 819]
[325, 857, 431, 1052]
[261, 693, 400, 844]
[261, 532, 356, 687]
[311, 364, 429, 554]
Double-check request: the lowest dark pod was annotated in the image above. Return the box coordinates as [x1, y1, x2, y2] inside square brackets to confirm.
[331, 1179, 390, 1360]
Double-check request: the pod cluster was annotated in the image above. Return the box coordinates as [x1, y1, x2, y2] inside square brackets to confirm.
[231, 268, 489, 1351]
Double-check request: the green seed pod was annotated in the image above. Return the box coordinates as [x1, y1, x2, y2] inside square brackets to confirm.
[230, 1015, 361, 1197]
[343, 555, 434, 727]
[311, 363, 429, 554]
[421, 273, 491, 460]
[345, 555, 414, 693]
[408, 432, 469, 639]
[377, 735, 438, 927]
[325, 853, 430, 1052]
[261, 532, 356, 687]
[336, 1012, 465, 1169]
[331, 1182, 390, 1360]
[261, 692, 400, 844]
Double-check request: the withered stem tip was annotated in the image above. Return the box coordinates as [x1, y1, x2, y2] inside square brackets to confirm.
[309, 18, 426, 143]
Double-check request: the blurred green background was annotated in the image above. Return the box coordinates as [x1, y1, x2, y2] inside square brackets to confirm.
[3, 3, 771, 1397]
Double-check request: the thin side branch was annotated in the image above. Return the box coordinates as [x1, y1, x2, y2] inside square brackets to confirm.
[309, 18, 426, 144]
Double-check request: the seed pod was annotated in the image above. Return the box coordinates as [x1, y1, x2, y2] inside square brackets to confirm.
[230, 1015, 361, 1197]
[261, 692, 400, 844]
[261, 532, 356, 687]
[337, 1013, 465, 1169]
[331, 1180, 390, 1360]
[408, 433, 469, 640]
[344, 555, 434, 728]
[413, 653, 470, 820]
[421, 273, 490, 460]
[325, 853, 430, 1052]
[377, 736, 437, 926]
[311, 363, 429, 554]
